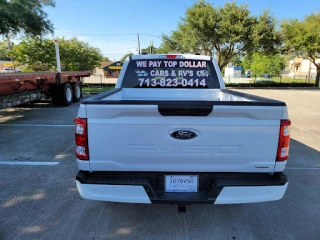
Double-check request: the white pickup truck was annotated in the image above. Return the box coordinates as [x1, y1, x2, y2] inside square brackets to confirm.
[75, 54, 290, 211]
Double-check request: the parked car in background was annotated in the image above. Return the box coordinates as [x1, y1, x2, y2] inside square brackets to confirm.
[245, 70, 252, 78]
[264, 74, 272, 79]
[0, 68, 14, 73]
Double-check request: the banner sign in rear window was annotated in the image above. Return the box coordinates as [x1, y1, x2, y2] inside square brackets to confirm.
[121, 59, 220, 89]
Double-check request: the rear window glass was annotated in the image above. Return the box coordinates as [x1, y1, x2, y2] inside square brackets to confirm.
[121, 59, 220, 88]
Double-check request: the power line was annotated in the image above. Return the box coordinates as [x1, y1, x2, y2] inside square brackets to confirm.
[101, 53, 136, 55]
[55, 33, 136, 37]
[99, 47, 137, 51]
[101, 49, 136, 53]
[100, 49, 137, 53]
[54, 33, 161, 37]
[140, 34, 162, 37]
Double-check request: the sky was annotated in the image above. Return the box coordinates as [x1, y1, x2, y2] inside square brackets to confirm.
[44, 0, 320, 61]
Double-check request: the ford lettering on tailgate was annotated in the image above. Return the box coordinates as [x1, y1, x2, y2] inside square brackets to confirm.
[122, 145, 243, 156]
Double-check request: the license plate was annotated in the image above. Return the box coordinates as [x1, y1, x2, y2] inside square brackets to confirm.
[165, 175, 198, 192]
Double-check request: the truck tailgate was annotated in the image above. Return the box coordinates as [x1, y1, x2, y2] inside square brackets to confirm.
[86, 103, 283, 173]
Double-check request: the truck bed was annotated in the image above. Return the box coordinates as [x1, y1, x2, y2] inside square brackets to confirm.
[0, 71, 90, 84]
[80, 88, 287, 173]
[83, 88, 286, 106]
[0, 71, 90, 109]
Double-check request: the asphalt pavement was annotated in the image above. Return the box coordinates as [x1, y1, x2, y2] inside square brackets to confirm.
[0, 90, 320, 240]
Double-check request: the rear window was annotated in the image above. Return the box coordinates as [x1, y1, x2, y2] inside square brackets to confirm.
[121, 59, 220, 88]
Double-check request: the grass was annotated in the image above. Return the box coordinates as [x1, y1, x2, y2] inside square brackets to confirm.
[249, 77, 315, 84]
[82, 87, 114, 93]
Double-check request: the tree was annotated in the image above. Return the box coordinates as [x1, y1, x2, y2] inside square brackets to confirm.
[229, 54, 243, 69]
[0, 41, 11, 60]
[141, 46, 159, 54]
[155, 45, 170, 54]
[13, 37, 103, 72]
[281, 11, 320, 87]
[242, 53, 285, 75]
[161, 0, 281, 70]
[102, 56, 111, 62]
[120, 53, 133, 62]
[0, 0, 55, 36]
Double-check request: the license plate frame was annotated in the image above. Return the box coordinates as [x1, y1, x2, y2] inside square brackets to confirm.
[165, 175, 199, 193]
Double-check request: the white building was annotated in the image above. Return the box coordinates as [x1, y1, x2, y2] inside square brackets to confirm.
[83, 61, 122, 85]
[224, 66, 243, 78]
[0, 61, 22, 72]
[281, 57, 320, 79]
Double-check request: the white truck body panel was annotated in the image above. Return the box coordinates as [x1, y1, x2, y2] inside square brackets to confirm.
[214, 182, 288, 204]
[86, 101, 282, 173]
[76, 180, 151, 203]
[76, 180, 288, 204]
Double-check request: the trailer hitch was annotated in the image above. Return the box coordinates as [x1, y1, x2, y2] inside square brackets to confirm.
[177, 204, 187, 213]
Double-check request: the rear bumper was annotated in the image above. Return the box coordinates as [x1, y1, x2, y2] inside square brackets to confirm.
[76, 171, 288, 204]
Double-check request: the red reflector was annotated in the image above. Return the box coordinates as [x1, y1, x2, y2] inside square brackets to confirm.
[166, 54, 177, 59]
[76, 135, 86, 146]
[277, 119, 291, 161]
[74, 117, 89, 160]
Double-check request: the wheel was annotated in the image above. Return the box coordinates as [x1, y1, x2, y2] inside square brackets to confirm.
[72, 82, 81, 102]
[63, 83, 73, 106]
[51, 83, 73, 106]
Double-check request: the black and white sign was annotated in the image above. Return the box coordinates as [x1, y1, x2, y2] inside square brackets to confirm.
[131, 60, 209, 87]
[121, 59, 220, 88]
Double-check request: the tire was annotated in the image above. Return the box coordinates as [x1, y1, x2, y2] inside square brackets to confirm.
[51, 83, 73, 106]
[72, 82, 81, 102]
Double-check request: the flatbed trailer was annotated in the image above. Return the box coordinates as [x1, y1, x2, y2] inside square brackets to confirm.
[0, 71, 90, 109]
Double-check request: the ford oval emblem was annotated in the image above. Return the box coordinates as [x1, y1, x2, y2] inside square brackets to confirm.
[170, 130, 198, 140]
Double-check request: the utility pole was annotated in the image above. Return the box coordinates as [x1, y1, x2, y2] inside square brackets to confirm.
[137, 33, 141, 54]
[150, 40, 153, 54]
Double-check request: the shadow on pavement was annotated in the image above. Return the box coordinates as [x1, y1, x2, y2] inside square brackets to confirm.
[288, 138, 320, 168]
[1, 139, 320, 240]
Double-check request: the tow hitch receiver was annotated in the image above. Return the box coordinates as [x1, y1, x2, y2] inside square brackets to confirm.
[178, 204, 187, 213]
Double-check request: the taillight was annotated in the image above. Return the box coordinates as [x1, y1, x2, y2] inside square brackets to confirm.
[277, 119, 291, 161]
[75, 117, 89, 160]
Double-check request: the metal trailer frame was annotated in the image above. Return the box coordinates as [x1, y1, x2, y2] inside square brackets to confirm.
[0, 71, 90, 109]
